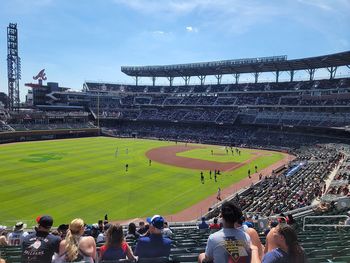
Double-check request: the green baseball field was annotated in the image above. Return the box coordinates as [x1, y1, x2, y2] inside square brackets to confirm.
[0, 137, 285, 225]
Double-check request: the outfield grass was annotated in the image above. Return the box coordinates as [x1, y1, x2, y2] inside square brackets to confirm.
[0, 137, 284, 225]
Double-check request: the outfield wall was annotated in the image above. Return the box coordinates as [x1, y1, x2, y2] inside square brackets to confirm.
[0, 128, 99, 144]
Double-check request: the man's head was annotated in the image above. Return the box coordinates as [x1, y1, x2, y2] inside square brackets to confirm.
[146, 215, 164, 234]
[0, 225, 7, 235]
[139, 221, 145, 228]
[36, 215, 53, 231]
[14, 222, 26, 232]
[57, 224, 69, 238]
[221, 201, 243, 227]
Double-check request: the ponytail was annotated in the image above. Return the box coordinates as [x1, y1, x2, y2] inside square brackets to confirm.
[65, 218, 84, 262]
[277, 224, 305, 263]
[65, 230, 80, 262]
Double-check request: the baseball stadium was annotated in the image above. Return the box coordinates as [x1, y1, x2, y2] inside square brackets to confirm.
[1, 3, 350, 263]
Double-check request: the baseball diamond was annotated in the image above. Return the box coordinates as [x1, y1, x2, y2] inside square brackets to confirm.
[0, 137, 287, 224]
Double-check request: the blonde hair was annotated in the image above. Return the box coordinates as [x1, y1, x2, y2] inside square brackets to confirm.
[65, 218, 84, 262]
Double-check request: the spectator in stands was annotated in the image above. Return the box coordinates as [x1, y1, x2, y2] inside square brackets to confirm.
[134, 215, 171, 259]
[99, 224, 137, 262]
[7, 222, 28, 246]
[0, 226, 8, 246]
[236, 217, 264, 261]
[96, 223, 111, 243]
[55, 218, 96, 263]
[198, 217, 209, 230]
[98, 220, 104, 235]
[137, 221, 147, 236]
[256, 224, 305, 263]
[198, 201, 251, 263]
[162, 222, 173, 238]
[22, 215, 61, 263]
[89, 223, 99, 239]
[209, 218, 221, 230]
[125, 222, 140, 240]
[0, 236, 7, 246]
[57, 224, 69, 239]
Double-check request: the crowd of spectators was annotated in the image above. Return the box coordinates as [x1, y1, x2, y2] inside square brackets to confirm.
[206, 145, 343, 220]
[0, 201, 312, 263]
[105, 121, 349, 149]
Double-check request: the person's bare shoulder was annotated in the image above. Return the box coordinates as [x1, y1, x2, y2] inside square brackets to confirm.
[82, 236, 96, 245]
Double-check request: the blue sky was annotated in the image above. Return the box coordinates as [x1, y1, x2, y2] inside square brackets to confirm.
[0, 0, 349, 99]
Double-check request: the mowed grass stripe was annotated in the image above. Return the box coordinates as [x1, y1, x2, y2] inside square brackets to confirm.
[0, 137, 284, 224]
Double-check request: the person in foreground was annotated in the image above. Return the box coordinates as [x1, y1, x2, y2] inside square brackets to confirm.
[198, 201, 251, 263]
[22, 215, 61, 263]
[251, 224, 306, 263]
[134, 215, 172, 258]
[55, 218, 96, 263]
[99, 224, 137, 262]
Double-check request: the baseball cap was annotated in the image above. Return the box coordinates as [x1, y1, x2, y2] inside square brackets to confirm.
[243, 221, 254, 228]
[14, 222, 26, 231]
[36, 215, 53, 228]
[146, 215, 164, 230]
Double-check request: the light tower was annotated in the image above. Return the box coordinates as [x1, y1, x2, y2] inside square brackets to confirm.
[7, 23, 21, 111]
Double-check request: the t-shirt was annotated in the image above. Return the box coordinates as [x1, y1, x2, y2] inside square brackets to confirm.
[162, 228, 173, 237]
[100, 242, 128, 261]
[96, 233, 105, 243]
[22, 230, 61, 263]
[205, 228, 251, 263]
[134, 234, 171, 258]
[8, 231, 28, 246]
[262, 248, 289, 263]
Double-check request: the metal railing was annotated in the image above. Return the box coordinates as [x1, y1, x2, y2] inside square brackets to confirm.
[302, 215, 350, 231]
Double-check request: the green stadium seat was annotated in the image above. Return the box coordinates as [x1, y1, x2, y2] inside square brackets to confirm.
[171, 253, 199, 262]
[101, 260, 133, 263]
[332, 256, 350, 262]
[175, 242, 198, 248]
[188, 247, 205, 254]
[308, 248, 336, 260]
[337, 247, 350, 256]
[170, 247, 190, 255]
[6, 255, 22, 263]
[137, 257, 170, 263]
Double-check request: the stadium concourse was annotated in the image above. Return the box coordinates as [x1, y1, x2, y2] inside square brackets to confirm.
[1, 52, 350, 262]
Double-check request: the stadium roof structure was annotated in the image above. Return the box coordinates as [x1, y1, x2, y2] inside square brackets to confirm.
[121, 51, 350, 86]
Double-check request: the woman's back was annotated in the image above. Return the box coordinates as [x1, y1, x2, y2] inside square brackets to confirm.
[100, 242, 128, 261]
[57, 236, 96, 263]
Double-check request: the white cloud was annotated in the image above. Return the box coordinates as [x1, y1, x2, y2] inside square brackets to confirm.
[152, 30, 165, 35]
[113, 0, 350, 38]
[113, 0, 206, 15]
[297, 0, 333, 11]
[186, 26, 198, 33]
